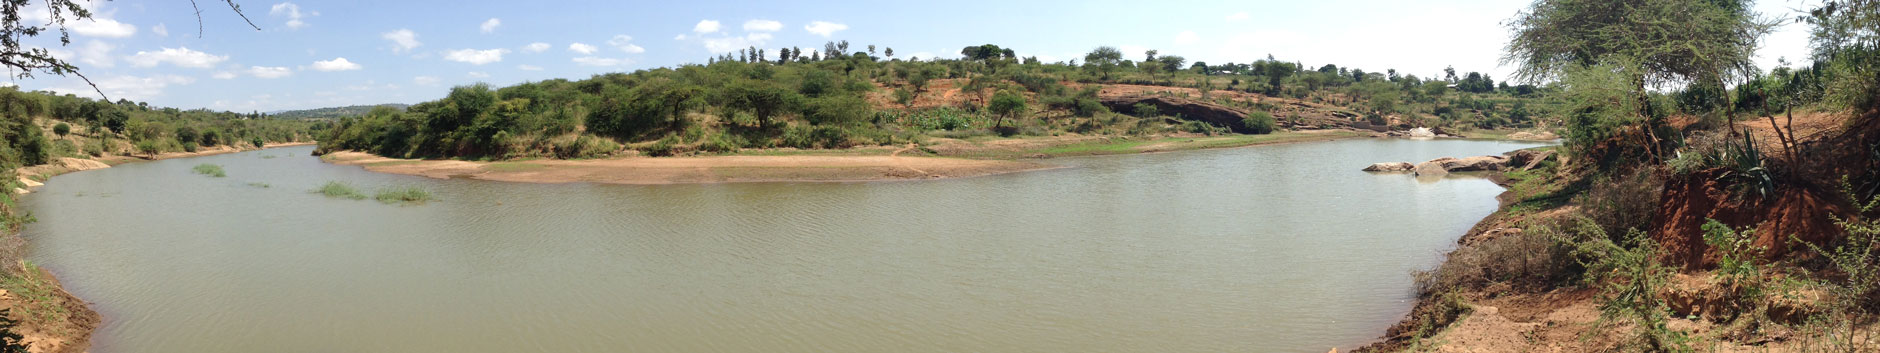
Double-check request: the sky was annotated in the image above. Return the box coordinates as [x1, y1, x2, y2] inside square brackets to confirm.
[8, 0, 1823, 113]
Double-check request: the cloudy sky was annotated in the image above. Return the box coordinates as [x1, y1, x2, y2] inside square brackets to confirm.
[10, 0, 1820, 112]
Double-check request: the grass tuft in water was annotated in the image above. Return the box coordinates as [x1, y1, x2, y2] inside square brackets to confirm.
[191, 164, 226, 177]
[246, 182, 271, 188]
[316, 181, 367, 200]
[373, 187, 433, 205]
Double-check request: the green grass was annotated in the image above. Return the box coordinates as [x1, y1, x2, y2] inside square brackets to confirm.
[260, 155, 278, 159]
[246, 182, 271, 188]
[315, 181, 367, 200]
[373, 187, 433, 205]
[0, 261, 72, 328]
[192, 163, 226, 177]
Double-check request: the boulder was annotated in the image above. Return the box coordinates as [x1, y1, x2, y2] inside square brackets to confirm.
[17, 177, 42, 188]
[1363, 162, 1415, 172]
[1414, 158, 1454, 177]
[1506, 149, 1556, 170]
[1407, 127, 1436, 138]
[1441, 155, 1510, 172]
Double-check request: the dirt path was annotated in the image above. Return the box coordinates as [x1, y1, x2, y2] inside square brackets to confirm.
[322, 151, 1057, 185]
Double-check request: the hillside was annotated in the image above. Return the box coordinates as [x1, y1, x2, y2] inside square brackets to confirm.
[271, 104, 410, 120]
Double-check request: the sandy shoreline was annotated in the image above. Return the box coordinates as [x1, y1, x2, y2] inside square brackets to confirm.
[322, 150, 1059, 185]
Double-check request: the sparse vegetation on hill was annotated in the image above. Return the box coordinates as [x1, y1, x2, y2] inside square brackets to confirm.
[317, 41, 1570, 160]
[271, 104, 411, 120]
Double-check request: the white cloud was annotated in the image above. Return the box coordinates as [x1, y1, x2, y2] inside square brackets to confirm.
[310, 57, 362, 71]
[607, 35, 645, 54]
[467, 71, 490, 78]
[744, 19, 782, 32]
[522, 42, 550, 53]
[71, 17, 137, 38]
[702, 33, 773, 54]
[517, 64, 543, 71]
[693, 20, 721, 34]
[1174, 30, 1200, 45]
[54, 74, 194, 101]
[443, 48, 510, 65]
[674, 34, 687, 40]
[247, 66, 293, 79]
[413, 76, 440, 86]
[126, 47, 229, 68]
[1226, 12, 1250, 21]
[572, 56, 631, 67]
[269, 2, 311, 29]
[151, 23, 169, 37]
[804, 21, 848, 37]
[480, 18, 501, 34]
[382, 29, 422, 53]
[212, 71, 237, 79]
[77, 40, 115, 68]
[568, 42, 598, 54]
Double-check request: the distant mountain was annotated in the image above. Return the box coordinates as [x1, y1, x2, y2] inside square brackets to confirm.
[270, 104, 410, 120]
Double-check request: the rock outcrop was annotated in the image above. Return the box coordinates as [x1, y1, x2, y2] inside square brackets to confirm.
[1363, 162, 1415, 172]
[1099, 95, 1256, 133]
[1414, 158, 1454, 177]
[1365, 149, 1557, 176]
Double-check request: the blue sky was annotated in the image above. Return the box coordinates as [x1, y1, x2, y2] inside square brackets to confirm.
[12, 0, 1820, 112]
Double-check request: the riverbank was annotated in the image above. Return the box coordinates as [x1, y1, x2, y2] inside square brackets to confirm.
[1356, 118, 1880, 351]
[321, 130, 1378, 185]
[0, 141, 317, 353]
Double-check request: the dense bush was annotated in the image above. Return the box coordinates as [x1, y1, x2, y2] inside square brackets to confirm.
[1242, 111, 1276, 134]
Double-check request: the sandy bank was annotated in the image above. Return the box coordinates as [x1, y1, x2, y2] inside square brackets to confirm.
[322, 151, 1058, 185]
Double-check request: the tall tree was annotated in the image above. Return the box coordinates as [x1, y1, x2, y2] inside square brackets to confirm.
[1506, 0, 1773, 161]
[1084, 46, 1123, 81]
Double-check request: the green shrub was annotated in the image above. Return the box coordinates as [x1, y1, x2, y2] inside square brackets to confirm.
[51, 123, 69, 137]
[1242, 111, 1277, 134]
[1133, 103, 1159, 118]
[700, 133, 744, 153]
[133, 140, 161, 157]
[643, 135, 680, 156]
[181, 141, 199, 153]
[316, 181, 367, 200]
[554, 135, 618, 159]
[893, 87, 916, 107]
[373, 187, 433, 205]
[82, 141, 102, 157]
[191, 164, 225, 177]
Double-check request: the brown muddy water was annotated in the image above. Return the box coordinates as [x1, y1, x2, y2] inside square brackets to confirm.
[21, 139, 1547, 352]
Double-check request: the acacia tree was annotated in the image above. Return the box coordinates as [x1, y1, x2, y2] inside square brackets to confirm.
[1084, 46, 1123, 81]
[1505, 0, 1773, 161]
[987, 89, 1027, 131]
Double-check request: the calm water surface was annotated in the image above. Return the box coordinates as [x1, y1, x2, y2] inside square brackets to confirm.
[21, 139, 1547, 353]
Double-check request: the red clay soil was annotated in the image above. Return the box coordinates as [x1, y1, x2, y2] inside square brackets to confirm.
[1653, 168, 1850, 270]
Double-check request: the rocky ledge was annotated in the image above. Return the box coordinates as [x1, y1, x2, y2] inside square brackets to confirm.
[1363, 149, 1555, 177]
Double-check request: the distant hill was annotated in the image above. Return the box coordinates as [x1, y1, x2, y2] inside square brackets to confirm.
[270, 104, 409, 120]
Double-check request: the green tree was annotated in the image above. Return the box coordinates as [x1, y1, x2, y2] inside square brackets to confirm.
[987, 89, 1027, 130]
[1506, 0, 1773, 160]
[52, 123, 69, 137]
[174, 126, 200, 144]
[721, 80, 798, 128]
[1806, 0, 1880, 114]
[1084, 46, 1124, 81]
